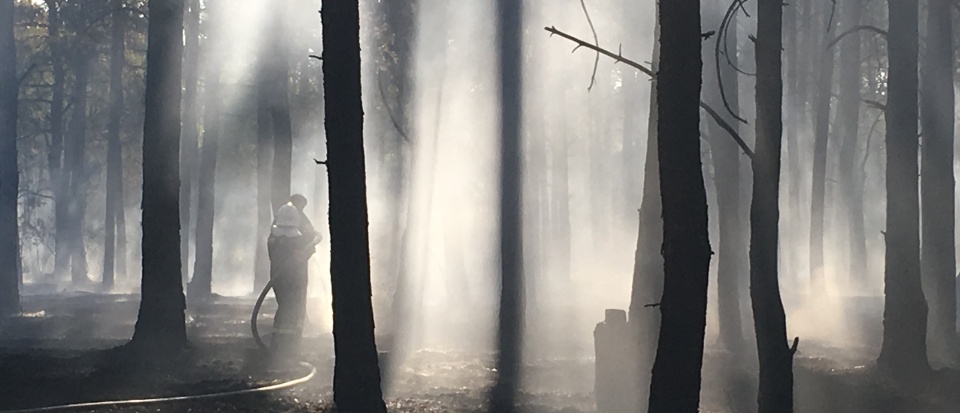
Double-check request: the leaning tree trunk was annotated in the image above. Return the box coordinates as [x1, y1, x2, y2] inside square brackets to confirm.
[0, 0, 20, 317]
[179, 0, 200, 285]
[67, 55, 90, 286]
[919, 0, 956, 364]
[836, 0, 866, 287]
[877, 0, 929, 379]
[131, 0, 187, 352]
[103, 0, 126, 289]
[188, 0, 221, 302]
[269, 8, 293, 211]
[646, 0, 711, 410]
[321, 0, 387, 411]
[809, 4, 837, 293]
[489, 1, 524, 412]
[752, 0, 795, 411]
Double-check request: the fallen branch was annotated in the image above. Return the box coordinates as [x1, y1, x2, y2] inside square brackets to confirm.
[825, 25, 887, 51]
[545, 26, 754, 159]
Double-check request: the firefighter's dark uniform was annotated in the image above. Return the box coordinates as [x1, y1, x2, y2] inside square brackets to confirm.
[268, 205, 317, 355]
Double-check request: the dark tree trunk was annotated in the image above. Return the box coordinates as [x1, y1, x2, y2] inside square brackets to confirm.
[920, 0, 956, 363]
[103, 0, 126, 289]
[836, 0, 866, 287]
[752, 0, 795, 411]
[269, 9, 292, 211]
[877, 0, 929, 379]
[0, 0, 20, 317]
[47, 0, 69, 281]
[646, 0, 710, 410]
[188, 0, 221, 302]
[254, 66, 272, 294]
[321, 0, 387, 411]
[131, 0, 187, 351]
[810, 5, 837, 292]
[703, 0, 745, 353]
[67, 56, 90, 285]
[489, 0, 524, 411]
[179, 0, 200, 286]
[628, 10, 661, 409]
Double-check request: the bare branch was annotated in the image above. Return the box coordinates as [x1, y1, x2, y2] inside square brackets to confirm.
[376, 70, 410, 143]
[862, 98, 886, 111]
[308, 54, 322, 61]
[716, 0, 751, 124]
[825, 25, 888, 51]
[579, 0, 600, 91]
[18, 63, 38, 86]
[789, 337, 800, 355]
[544, 26, 754, 159]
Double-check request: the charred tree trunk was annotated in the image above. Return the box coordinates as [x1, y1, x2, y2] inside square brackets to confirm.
[321, 0, 387, 411]
[646, 0, 711, 410]
[254, 65, 272, 294]
[269, 9, 292, 211]
[810, 6, 837, 292]
[47, 0, 69, 281]
[103, 0, 126, 289]
[836, 0, 866, 287]
[131, 0, 187, 351]
[919, 0, 956, 363]
[188, 0, 221, 302]
[67, 56, 90, 285]
[877, 0, 929, 379]
[752, 0, 795, 411]
[0, 0, 19, 317]
[179, 0, 200, 285]
[490, 0, 524, 411]
[703, 0, 745, 353]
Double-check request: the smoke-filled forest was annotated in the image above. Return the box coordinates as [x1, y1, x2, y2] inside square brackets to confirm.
[1, 0, 960, 411]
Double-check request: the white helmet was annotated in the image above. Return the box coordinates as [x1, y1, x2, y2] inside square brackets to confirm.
[272, 203, 301, 237]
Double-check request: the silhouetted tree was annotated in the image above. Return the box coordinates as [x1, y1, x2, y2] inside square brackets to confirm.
[255, 61, 272, 293]
[47, 0, 69, 281]
[321, 0, 387, 410]
[188, 0, 221, 301]
[920, 0, 956, 363]
[646, 0, 711, 411]
[131, 0, 187, 351]
[66, 53, 90, 285]
[179, 0, 200, 285]
[103, 0, 127, 289]
[269, 7, 293, 211]
[0, 0, 20, 317]
[877, 0, 929, 379]
[810, 1, 837, 292]
[751, 0, 795, 411]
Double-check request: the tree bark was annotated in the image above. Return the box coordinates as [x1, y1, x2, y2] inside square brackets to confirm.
[836, 0, 866, 287]
[321, 0, 387, 410]
[179, 0, 200, 286]
[67, 55, 90, 285]
[877, 0, 929, 379]
[810, 3, 837, 292]
[752, 0, 795, 411]
[103, 0, 126, 289]
[131, 0, 187, 352]
[188, 0, 220, 302]
[646, 0, 710, 410]
[0, 0, 20, 317]
[919, 0, 956, 363]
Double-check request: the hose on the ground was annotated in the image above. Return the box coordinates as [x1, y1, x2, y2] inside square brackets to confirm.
[251, 279, 275, 350]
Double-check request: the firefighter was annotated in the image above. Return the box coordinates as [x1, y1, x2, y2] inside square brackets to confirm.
[268, 203, 317, 357]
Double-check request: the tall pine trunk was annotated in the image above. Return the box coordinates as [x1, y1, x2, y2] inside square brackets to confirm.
[47, 0, 69, 281]
[269, 9, 292, 211]
[179, 0, 200, 285]
[877, 0, 929, 379]
[103, 0, 126, 289]
[919, 0, 956, 364]
[67, 56, 90, 285]
[810, 4, 837, 292]
[752, 0, 794, 411]
[321, 0, 387, 410]
[0, 0, 19, 317]
[188, 0, 221, 302]
[836, 0, 866, 287]
[646, 0, 710, 410]
[131, 0, 187, 351]
[254, 64, 272, 294]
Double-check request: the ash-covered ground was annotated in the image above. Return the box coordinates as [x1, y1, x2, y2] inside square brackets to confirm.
[1, 293, 957, 413]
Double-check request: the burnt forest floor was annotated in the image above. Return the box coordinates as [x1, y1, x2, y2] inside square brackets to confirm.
[1, 293, 958, 413]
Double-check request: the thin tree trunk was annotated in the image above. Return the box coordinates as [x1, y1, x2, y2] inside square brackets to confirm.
[188, 0, 221, 302]
[752, 0, 795, 412]
[103, 0, 126, 289]
[321, 0, 387, 410]
[646, 0, 710, 410]
[920, 0, 956, 364]
[68, 56, 90, 286]
[131, 0, 187, 352]
[179, 0, 200, 286]
[810, 5, 837, 292]
[46, 0, 69, 281]
[254, 66, 272, 294]
[0, 0, 20, 317]
[269, 9, 292, 211]
[877, 0, 929, 379]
